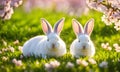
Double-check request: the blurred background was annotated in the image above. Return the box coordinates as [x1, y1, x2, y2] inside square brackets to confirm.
[23, 0, 89, 16]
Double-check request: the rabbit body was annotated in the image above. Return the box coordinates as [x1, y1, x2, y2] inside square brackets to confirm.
[70, 18, 95, 58]
[70, 34, 95, 58]
[22, 18, 66, 58]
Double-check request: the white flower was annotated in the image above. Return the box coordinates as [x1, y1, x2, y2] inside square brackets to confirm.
[66, 62, 74, 68]
[2, 39, 7, 46]
[97, 4, 108, 12]
[9, 46, 15, 53]
[2, 56, 8, 61]
[18, 46, 23, 52]
[12, 58, 22, 66]
[13, 40, 19, 45]
[76, 59, 88, 67]
[16, 60, 22, 66]
[45, 60, 60, 71]
[101, 43, 112, 51]
[113, 43, 120, 52]
[88, 58, 96, 64]
[0, 51, 2, 54]
[99, 61, 108, 68]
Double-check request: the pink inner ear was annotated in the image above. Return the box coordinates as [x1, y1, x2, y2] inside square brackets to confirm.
[41, 19, 52, 35]
[84, 19, 94, 35]
[56, 21, 64, 34]
[54, 18, 65, 35]
[42, 20, 48, 34]
[72, 19, 83, 36]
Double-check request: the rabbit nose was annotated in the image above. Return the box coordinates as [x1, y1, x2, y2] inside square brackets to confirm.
[52, 44, 55, 48]
[83, 46, 86, 49]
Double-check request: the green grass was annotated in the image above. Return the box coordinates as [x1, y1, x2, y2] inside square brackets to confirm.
[0, 8, 120, 72]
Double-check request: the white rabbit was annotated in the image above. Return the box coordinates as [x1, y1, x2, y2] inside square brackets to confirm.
[70, 18, 95, 58]
[22, 18, 66, 58]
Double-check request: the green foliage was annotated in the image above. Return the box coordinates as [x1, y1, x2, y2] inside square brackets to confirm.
[0, 8, 120, 72]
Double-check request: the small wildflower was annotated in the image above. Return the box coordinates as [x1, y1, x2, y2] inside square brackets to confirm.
[2, 39, 7, 46]
[0, 51, 2, 54]
[101, 43, 112, 51]
[113, 43, 120, 52]
[12, 58, 22, 66]
[12, 58, 17, 63]
[45, 60, 60, 72]
[88, 58, 97, 64]
[9, 46, 15, 53]
[76, 59, 88, 67]
[66, 62, 74, 68]
[2, 56, 8, 61]
[2, 48, 8, 52]
[18, 46, 23, 52]
[99, 61, 108, 68]
[16, 60, 22, 66]
[13, 40, 19, 45]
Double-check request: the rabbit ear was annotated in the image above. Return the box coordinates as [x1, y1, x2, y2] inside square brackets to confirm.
[72, 18, 84, 36]
[53, 17, 65, 35]
[41, 18, 52, 35]
[84, 18, 94, 36]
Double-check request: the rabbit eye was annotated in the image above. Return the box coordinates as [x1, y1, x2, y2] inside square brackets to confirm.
[47, 39, 49, 41]
[88, 40, 89, 42]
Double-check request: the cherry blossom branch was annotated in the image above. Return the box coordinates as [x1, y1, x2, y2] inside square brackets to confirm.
[87, 0, 120, 30]
[0, 0, 22, 20]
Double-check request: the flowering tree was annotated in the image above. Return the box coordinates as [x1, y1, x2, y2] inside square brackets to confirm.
[87, 0, 120, 30]
[24, 0, 88, 16]
[0, 0, 22, 20]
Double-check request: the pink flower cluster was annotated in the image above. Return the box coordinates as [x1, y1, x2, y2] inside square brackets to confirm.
[12, 58, 22, 66]
[101, 42, 120, 52]
[87, 0, 120, 30]
[113, 43, 120, 52]
[101, 43, 112, 51]
[45, 60, 60, 72]
[76, 58, 96, 67]
[24, 0, 88, 16]
[0, 0, 22, 20]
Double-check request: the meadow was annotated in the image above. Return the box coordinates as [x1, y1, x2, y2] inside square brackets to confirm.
[0, 8, 120, 72]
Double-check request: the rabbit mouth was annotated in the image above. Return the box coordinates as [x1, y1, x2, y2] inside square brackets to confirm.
[51, 47, 58, 51]
[81, 49, 88, 52]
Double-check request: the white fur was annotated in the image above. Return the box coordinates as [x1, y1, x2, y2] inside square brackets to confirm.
[22, 18, 66, 58]
[70, 34, 95, 58]
[70, 18, 95, 58]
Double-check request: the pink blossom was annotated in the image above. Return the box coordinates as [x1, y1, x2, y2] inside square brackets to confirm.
[2, 56, 8, 61]
[12, 58, 22, 66]
[13, 40, 20, 45]
[87, 0, 120, 31]
[76, 59, 88, 67]
[45, 60, 60, 72]
[88, 58, 97, 64]
[18, 46, 23, 52]
[66, 62, 74, 68]
[101, 43, 112, 51]
[9, 46, 15, 53]
[113, 43, 120, 52]
[0, 0, 22, 20]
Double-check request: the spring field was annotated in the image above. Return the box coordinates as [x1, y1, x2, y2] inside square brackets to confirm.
[0, 8, 120, 72]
